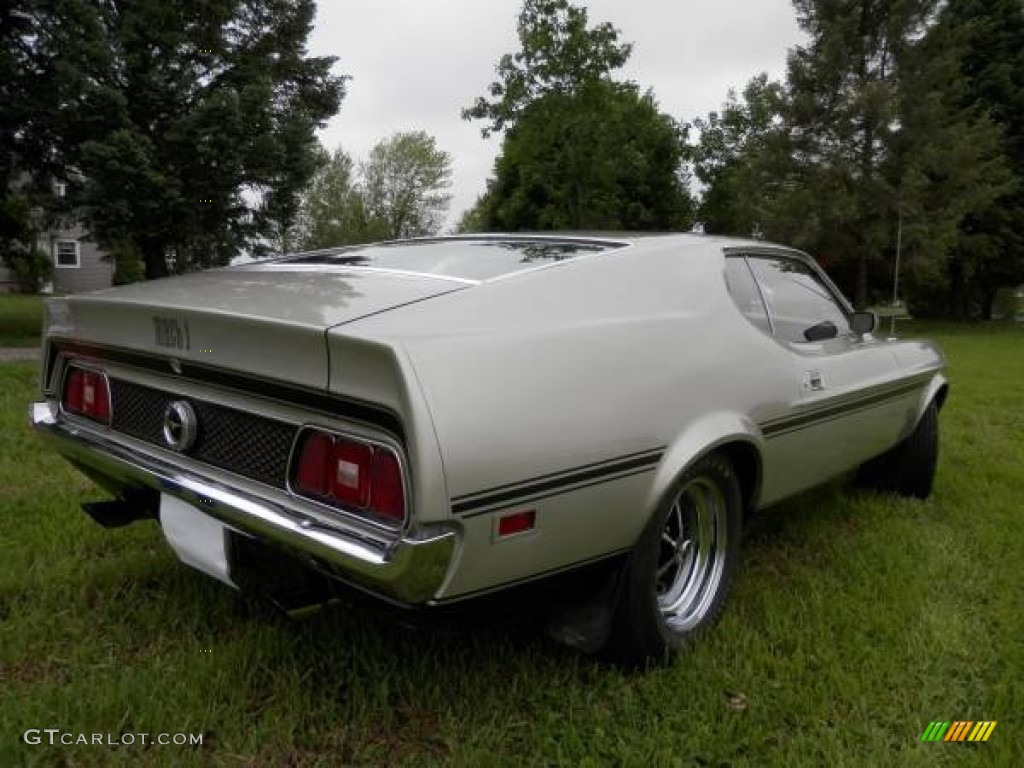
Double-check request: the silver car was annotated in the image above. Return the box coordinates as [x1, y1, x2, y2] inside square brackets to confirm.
[30, 234, 947, 665]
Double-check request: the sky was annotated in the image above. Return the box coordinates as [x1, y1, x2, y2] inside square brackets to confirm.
[306, 0, 806, 230]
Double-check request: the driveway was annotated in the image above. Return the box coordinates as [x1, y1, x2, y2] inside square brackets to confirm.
[0, 348, 41, 362]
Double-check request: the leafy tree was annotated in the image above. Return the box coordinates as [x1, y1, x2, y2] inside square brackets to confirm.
[5, 0, 345, 279]
[479, 81, 692, 230]
[693, 74, 791, 238]
[695, 0, 1010, 312]
[0, 1, 58, 285]
[296, 147, 384, 250]
[773, 0, 940, 306]
[889, 11, 1013, 315]
[455, 194, 491, 234]
[462, 0, 632, 137]
[463, 0, 692, 232]
[296, 132, 453, 248]
[361, 131, 453, 239]
[938, 0, 1024, 318]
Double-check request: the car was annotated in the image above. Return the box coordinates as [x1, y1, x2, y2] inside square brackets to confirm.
[30, 233, 947, 665]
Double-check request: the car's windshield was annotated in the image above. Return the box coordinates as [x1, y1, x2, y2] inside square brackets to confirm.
[277, 238, 625, 281]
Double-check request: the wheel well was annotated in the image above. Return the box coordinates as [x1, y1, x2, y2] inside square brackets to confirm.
[715, 441, 761, 516]
[934, 383, 949, 411]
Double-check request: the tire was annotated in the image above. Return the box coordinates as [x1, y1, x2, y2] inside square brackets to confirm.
[604, 453, 743, 667]
[856, 401, 939, 500]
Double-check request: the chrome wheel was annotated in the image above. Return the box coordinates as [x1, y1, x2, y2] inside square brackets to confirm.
[655, 476, 730, 632]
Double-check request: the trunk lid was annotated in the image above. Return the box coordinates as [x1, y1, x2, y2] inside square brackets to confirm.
[53, 266, 468, 389]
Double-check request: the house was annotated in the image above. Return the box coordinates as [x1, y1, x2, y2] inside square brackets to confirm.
[0, 224, 114, 295]
[0, 180, 114, 294]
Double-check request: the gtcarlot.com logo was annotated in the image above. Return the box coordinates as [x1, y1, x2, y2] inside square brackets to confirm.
[23, 729, 203, 747]
[921, 720, 997, 743]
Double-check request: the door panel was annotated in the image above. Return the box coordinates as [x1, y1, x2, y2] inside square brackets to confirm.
[744, 254, 905, 499]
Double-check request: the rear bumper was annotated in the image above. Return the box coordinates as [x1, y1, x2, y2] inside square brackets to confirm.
[30, 401, 457, 604]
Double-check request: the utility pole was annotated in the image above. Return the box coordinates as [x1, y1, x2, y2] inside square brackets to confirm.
[890, 204, 902, 338]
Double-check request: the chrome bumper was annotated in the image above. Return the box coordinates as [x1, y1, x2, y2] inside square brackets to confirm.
[30, 401, 457, 604]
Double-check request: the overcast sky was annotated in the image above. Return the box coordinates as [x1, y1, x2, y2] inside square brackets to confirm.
[307, 0, 806, 230]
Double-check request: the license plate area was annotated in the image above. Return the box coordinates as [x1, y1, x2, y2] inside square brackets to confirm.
[159, 494, 237, 588]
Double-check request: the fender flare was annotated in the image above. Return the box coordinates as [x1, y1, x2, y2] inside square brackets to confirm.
[637, 411, 765, 541]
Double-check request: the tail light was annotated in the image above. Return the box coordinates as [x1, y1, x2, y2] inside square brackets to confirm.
[291, 429, 407, 525]
[62, 365, 111, 425]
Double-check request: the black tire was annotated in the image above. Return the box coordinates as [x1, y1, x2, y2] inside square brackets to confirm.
[604, 453, 743, 667]
[856, 401, 939, 500]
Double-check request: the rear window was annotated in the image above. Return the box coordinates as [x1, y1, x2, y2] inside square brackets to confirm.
[278, 238, 625, 280]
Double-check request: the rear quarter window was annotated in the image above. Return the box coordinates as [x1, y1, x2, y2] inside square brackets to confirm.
[724, 256, 772, 334]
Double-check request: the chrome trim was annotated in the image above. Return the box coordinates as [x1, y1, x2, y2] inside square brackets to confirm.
[31, 401, 456, 604]
[245, 263, 482, 285]
[285, 424, 412, 534]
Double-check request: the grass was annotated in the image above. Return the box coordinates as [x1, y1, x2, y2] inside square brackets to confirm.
[0, 294, 44, 347]
[1, 322, 1021, 766]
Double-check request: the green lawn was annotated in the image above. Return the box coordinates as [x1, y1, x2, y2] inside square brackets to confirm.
[0, 294, 44, 347]
[1, 323, 1021, 766]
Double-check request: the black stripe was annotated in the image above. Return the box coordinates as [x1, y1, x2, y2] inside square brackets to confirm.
[451, 447, 664, 503]
[761, 379, 926, 438]
[452, 450, 663, 516]
[53, 340, 405, 441]
[458, 465, 658, 519]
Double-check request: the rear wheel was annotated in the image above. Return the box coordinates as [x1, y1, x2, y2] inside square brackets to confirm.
[605, 453, 742, 666]
[856, 401, 939, 500]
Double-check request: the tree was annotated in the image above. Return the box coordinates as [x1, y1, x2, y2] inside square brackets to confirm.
[693, 74, 791, 238]
[694, 0, 1010, 312]
[462, 0, 632, 137]
[361, 131, 453, 239]
[771, 0, 940, 306]
[478, 81, 692, 230]
[295, 147, 385, 250]
[937, 0, 1024, 318]
[296, 132, 453, 248]
[455, 194, 491, 234]
[889, 10, 1013, 316]
[463, 0, 692, 232]
[1, 1, 58, 285]
[6, 0, 345, 279]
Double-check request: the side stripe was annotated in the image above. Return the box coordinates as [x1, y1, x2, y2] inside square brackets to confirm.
[761, 378, 926, 438]
[452, 448, 663, 517]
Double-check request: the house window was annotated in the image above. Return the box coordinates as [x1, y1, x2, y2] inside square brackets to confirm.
[54, 181, 67, 198]
[54, 240, 80, 268]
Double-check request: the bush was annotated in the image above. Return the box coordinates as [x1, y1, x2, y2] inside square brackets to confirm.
[111, 242, 146, 284]
[2, 245, 53, 293]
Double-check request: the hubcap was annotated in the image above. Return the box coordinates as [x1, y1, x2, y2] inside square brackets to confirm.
[655, 476, 729, 631]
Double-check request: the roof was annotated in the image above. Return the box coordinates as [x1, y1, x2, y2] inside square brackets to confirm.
[238, 232, 798, 284]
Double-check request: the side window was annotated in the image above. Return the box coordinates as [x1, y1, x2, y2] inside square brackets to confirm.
[746, 256, 850, 343]
[724, 257, 771, 334]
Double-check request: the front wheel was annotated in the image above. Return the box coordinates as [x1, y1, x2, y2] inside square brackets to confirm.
[605, 453, 743, 667]
[856, 401, 939, 500]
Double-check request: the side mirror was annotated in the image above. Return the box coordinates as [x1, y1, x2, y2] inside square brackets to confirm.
[803, 320, 838, 342]
[850, 311, 877, 335]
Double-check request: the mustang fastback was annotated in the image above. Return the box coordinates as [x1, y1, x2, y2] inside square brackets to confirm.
[30, 234, 947, 664]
